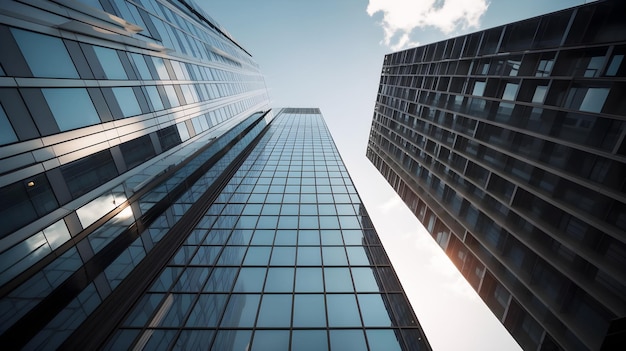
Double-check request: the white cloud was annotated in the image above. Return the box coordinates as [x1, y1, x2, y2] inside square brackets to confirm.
[367, 0, 489, 50]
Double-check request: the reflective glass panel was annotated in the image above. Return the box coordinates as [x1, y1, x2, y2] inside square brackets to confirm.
[326, 294, 361, 327]
[256, 294, 291, 327]
[93, 46, 127, 79]
[11, 28, 79, 78]
[145, 86, 164, 111]
[367, 330, 404, 351]
[112, 87, 142, 117]
[129, 53, 152, 79]
[42, 88, 100, 131]
[291, 330, 328, 351]
[0, 104, 17, 145]
[251, 330, 289, 351]
[220, 294, 260, 327]
[292, 294, 326, 327]
[329, 330, 367, 349]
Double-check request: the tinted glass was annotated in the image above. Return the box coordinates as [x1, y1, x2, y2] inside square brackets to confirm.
[120, 135, 156, 169]
[0, 104, 17, 145]
[291, 330, 328, 351]
[42, 88, 100, 131]
[256, 294, 291, 327]
[129, 53, 152, 79]
[145, 86, 164, 111]
[93, 46, 127, 79]
[61, 150, 118, 198]
[11, 28, 79, 78]
[112, 87, 142, 117]
[292, 294, 326, 327]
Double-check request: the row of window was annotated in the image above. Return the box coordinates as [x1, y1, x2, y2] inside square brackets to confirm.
[385, 45, 625, 80]
[385, 1, 625, 65]
[0, 93, 264, 239]
[7, 26, 260, 83]
[107, 327, 418, 351]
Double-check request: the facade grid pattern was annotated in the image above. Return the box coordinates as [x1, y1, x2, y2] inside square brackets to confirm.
[367, 1, 626, 350]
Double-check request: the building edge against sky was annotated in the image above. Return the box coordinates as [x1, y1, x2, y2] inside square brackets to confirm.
[367, 0, 626, 350]
[0, 0, 431, 350]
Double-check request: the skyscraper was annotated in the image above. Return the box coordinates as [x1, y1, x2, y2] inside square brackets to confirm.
[367, 1, 626, 350]
[0, 0, 431, 350]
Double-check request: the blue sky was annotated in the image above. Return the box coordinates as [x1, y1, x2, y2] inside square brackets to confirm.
[201, 1, 587, 350]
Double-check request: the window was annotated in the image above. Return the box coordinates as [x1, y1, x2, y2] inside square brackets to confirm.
[0, 104, 17, 145]
[145, 86, 164, 111]
[0, 174, 58, 238]
[129, 53, 152, 80]
[164, 85, 180, 107]
[566, 86, 610, 113]
[61, 150, 119, 198]
[472, 81, 486, 96]
[112, 87, 142, 117]
[93, 46, 127, 79]
[502, 83, 519, 100]
[157, 125, 182, 151]
[151, 57, 170, 80]
[42, 88, 100, 131]
[11, 28, 79, 78]
[532, 85, 547, 103]
[120, 135, 156, 169]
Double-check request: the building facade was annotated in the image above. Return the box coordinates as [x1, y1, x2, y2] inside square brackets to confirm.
[366, 1, 626, 350]
[0, 1, 431, 350]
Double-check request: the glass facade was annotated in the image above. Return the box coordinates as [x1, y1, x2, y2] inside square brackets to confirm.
[367, 1, 626, 350]
[0, 1, 431, 350]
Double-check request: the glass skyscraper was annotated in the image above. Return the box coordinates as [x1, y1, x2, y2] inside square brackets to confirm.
[0, 0, 431, 350]
[367, 1, 625, 350]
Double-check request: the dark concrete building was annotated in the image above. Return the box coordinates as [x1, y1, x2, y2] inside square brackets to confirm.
[0, 0, 431, 350]
[367, 1, 626, 350]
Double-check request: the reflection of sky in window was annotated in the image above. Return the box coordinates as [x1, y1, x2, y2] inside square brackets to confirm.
[42, 88, 100, 131]
[112, 87, 142, 117]
[0, 105, 17, 145]
[502, 83, 518, 100]
[12, 28, 79, 79]
[580, 88, 609, 113]
[93, 46, 127, 79]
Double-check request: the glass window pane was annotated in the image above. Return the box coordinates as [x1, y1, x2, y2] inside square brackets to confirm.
[366, 330, 404, 351]
[298, 230, 320, 245]
[112, 87, 142, 117]
[204, 267, 238, 292]
[322, 247, 348, 265]
[243, 247, 271, 265]
[152, 57, 170, 79]
[233, 267, 266, 292]
[295, 268, 323, 292]
[158, 293, 194, 327]
[327, 294, 361, 327]
[358, 294, 393, 326]
[164, 85, 180, 107]
[264, 267, 294, 292]
[274, 230, 297, 245]
[291, 330, 328, 351]
[297, 247, 321, 266]
[220, 294, 260, 327]
[329, 330, 367, 350]
[130, 53, 152, 79]
[11, 28, 79, 78]
[502, 83, 518, 100]
[251, 330, 289, 351]
[93, 46, 127, 79]
[43, 88, 100, 131]
[145, 86, 164, 111]
[346, 246, 371, 265]
[580, 87, 609, 113]
[351, 267, 381, 292]
[270, 247, 295, 266]
[256, 294, 292, 327]
[251, 230, 275, 245]
[61, 150, 118, 198]
[324, 268, 353, 292]
[174, 330, 215, 350]
[293, 294, 326, 327]
[185, 294, 227, 327]
[321, 230, 343, 245]
[0, 104, 17, 145]
[211, 330, 251, 351]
